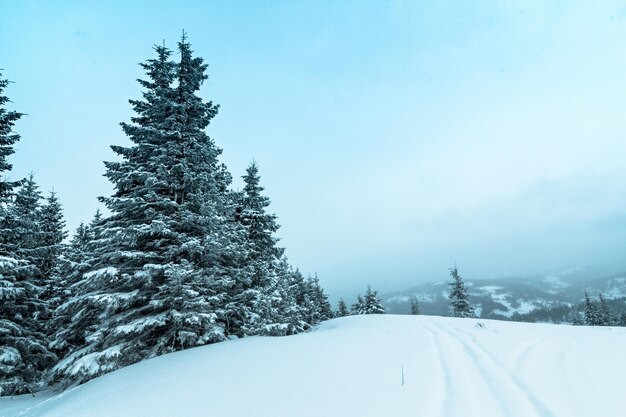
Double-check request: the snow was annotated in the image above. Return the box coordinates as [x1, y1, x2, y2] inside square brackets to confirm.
[543, 275, 570, 289]
[82, 267, 118, 280]
[0, 347, 20, 365]
[0, 256, 18, 268]
[3, 315, 626, 417]
[487, 291, 538, 317]
[387, 293, 436, 304]
[476, 285, 504, 293]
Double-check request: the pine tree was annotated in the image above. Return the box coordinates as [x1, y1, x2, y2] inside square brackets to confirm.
[48, 218, 100, 360]
[352, 286, 385, 314]
[231, 161, 289, 336]
[236, 161, 283, 261]
[302, 275, 333, 323]
[38, 191, 67, 278]
[336, 298, 349, 317]
[12, 173, 43, 268]
[597, 293, 613, 326]
[51, 37, 248, 386]
[351, 294, 365, 315]
[410, 296, 420, 315]
[567, 310, 584, 325]
[583, 292, 600, 326]
[0, 72, 24, 200]
[363, 285, 385, 314]
[448, 266, 474, 318]
[619, 311, 626, 327]
[0, 73, 56, 396]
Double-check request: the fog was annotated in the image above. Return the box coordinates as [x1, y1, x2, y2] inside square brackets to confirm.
[3, 1, 626, 299]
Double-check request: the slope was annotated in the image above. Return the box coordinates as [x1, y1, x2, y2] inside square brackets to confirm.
[2, 315, 625, 417]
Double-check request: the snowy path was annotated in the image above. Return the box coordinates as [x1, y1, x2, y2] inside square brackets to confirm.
[419, 320, 556, 417]
[2, 315, 625, 417]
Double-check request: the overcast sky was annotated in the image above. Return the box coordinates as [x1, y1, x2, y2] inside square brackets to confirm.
[2, 1, 626, 299]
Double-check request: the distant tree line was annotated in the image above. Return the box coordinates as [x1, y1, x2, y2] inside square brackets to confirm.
[335, 266, 475, 318]
[0, 35, 334, 396]
[334, 285, 386, 317]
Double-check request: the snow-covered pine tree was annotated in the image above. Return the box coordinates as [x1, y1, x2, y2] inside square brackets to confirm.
[410, 296, 420, 315]
[0, 73, 56, 396]
[362, 285, 385, 314]
[48, 217, 100, 361]
[336, 298, 349, 317]
[38, 191, 67, 301]
[619, 311, 626, 327]
[302, 274, 334, 323]
[448, 266, 474, 318]
[231, 161, 287, 336]
[12, 173, 44, 269]
[583, 292, 600, 326]
[233, 162, 333, 335]
[352, 286, 385, 314]
[51, 37, 249, 386]
[567, 310, 584, 326]
[236, 161, 283, 261]
[0, 72, 24, 199]
[351, 294, 365, 314]
[597, 293, 613, 326]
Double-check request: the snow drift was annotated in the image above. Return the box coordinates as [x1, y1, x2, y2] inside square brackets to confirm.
[2, 315, 625, 417]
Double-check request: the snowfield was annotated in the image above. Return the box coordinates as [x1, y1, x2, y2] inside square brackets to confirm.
[2, 315, 625, 417]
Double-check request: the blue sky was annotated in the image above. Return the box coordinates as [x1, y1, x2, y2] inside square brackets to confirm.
[2, 1, 626, 298]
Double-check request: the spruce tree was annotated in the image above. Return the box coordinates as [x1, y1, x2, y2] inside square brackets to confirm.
[51, 37, 248, 385]
[410, 296, 420, 315]
[0, 71, 24, 199]
[302, 275, 333, 323]
[0, 73, 56, 396]
[363, 285, 385, 314]
[236, 161, 283, 260]
[232, 161, 288, 336]
[351, 294, 365, 315]
[597, 293, 613, 326]
[12, 173, 43, 268]
[448, 266, 474, 318]
[352, 286, 385, 314]
[619, 311, 626, 327]
[568, 310, 584, 326]
[583, 291, 600, 326]
[336, 298, 349, 317]
[38, 191, 67, 278]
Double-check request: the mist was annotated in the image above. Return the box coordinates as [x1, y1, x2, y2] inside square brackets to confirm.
[3, 1, 626, 300]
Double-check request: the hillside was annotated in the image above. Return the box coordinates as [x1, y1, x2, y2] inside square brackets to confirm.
[3, 315, 625, 417]
[383, 269, 626, 320]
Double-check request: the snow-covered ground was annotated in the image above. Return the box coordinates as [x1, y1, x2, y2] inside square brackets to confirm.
[2, 315, 625, 417]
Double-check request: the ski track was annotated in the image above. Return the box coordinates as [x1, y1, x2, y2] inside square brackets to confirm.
[419, 320, 555, 417]
[423, 330, 452, 417]
[445, 324, 557, 417]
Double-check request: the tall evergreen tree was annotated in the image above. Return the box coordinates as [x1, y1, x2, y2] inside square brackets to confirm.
[38, 191, 67, 278]
[12, 173, 43, 267]
[0, 74, 55, 396]
[51, 37, 248, 386]
[231, 161, 287, 336]
[0, 72, 24, 200]
[448, 266, 474, 318]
